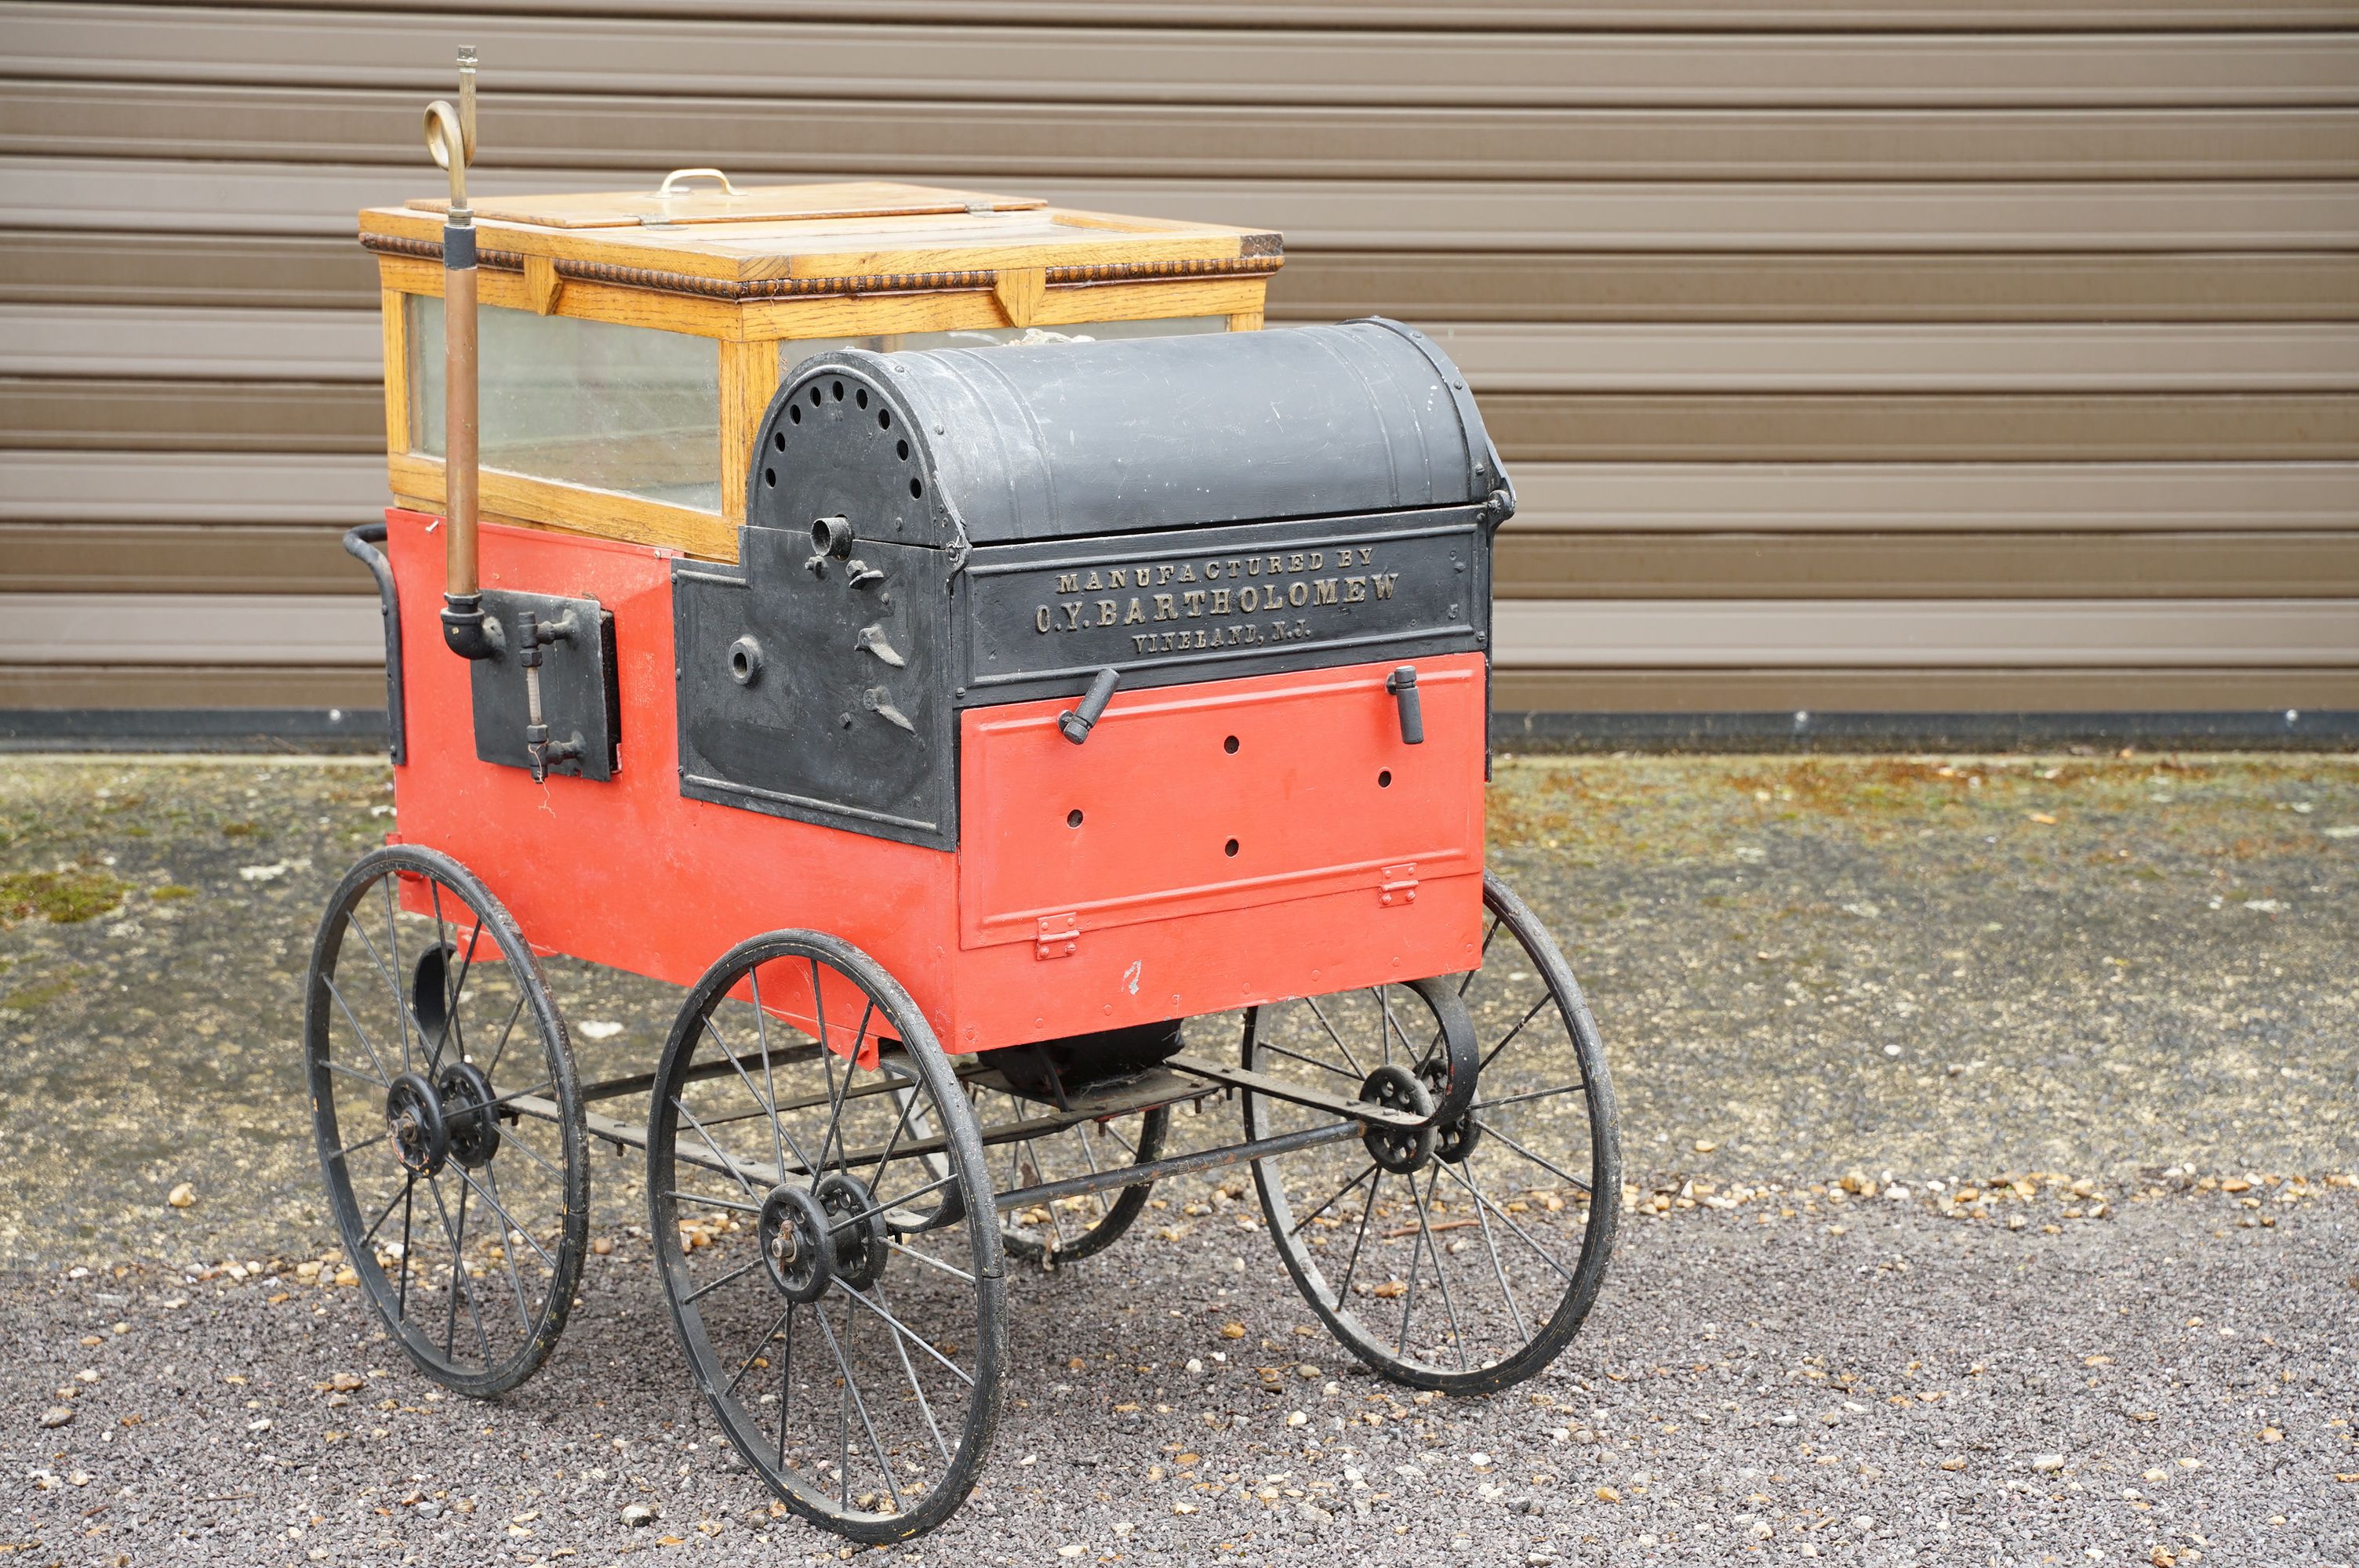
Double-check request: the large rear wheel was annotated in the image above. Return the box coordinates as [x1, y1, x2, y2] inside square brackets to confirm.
[1242, 872, 1619, 1393]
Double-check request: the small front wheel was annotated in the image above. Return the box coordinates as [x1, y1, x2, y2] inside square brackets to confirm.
[647, 931, 1006, 1542]
[302, 845, 588, 1397]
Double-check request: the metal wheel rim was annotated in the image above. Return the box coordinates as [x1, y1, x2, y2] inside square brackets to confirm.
[303, 844, 587, 1397]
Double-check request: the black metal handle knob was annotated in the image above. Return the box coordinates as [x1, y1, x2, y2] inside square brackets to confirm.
[1385, 666, 1425, 746]
[1059, 667, 1121, 746]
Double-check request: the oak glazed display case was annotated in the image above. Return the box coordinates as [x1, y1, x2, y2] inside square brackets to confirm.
[312, 53, 1620, 1544]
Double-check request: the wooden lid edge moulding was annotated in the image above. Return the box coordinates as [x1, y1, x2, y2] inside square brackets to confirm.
[359, 180, 1280, 292]
[360, 229, 1285, 303]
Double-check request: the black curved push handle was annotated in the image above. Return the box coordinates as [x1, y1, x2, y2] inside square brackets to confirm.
[1385, 666, 1425, 746]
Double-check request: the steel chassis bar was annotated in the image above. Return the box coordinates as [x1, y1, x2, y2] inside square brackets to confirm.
[573, 1044, 823, 1106]
[991, 1120, 1361, 1214]
[1162, 1050, 1424, 1130]
[509, 1063, 1363, 1216]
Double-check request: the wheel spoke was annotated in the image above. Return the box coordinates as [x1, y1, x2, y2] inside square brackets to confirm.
[322, 1056, 388, 1091]
[396, 1182, 415, 1319]
[861, 1081, 925, 1201]
[381, 875, 411, 1073]
[831, 1277, 976, 1389]
[1299, 994, 1367, 1077]
[423, 1171, 496, 1365]
[1453, 1156, 1532, 1345]
[1335, 1167, 1381, 1302]
[320, 970, 394, 1087]
[326, 1128, 392, 1169]
[685, 1253, 767, 1305]
[1375, 988, 1401, 1066]
[1457, 916, 1503, 996]
[669, 1189, 764, 1215]
[449, 1162, 558, 1269]
[774, 1305, 796, 1472]
[812, 1296, 903, 1515]
[471, 1167, 539, 1334]
[482, 986, 528, 1081]
[674, 1095, 760, 1195]
[809, 957, 841, 1169]
[1257, 1037, 1361, 1082]
[1409, 1166, 1468, 1371]
[491, 1120, 565, 1182]
[877, 1279, 954, 1464]
[443, 1174, 470, 1361]
[440, 909, 483, 1071]
[362, 1174, 413, 1248]
[726, 1305, 794, 1400]
[1470, 1117, 1592, 1194]
[1434, 1158, 1575, 1284]
[1478, 993, 1555, 1076]
[883, 1236, 974, 1284]
[748, 967, 789, 1178]
[427, 881, 453, 1070]
[1288, 1161, 1376, 1240]
[1467, 1080, 1586, 1115]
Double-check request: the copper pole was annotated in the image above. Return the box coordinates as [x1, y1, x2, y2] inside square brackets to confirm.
[444, 259, 479, 596]
[426, 47, 500, 659]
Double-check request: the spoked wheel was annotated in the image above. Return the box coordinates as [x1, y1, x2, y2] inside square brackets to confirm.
[647, 931, 1005, 1543]
[980, 1094, 1169, 1265]
[1241, 870, 1620, 1393]
[302, 844, 588, 1396]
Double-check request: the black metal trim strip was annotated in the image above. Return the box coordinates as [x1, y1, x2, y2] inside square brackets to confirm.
[1492, 710, 2359, 754]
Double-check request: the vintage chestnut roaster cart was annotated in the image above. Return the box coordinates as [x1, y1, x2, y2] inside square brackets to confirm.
[307, 55, 1620, 1543]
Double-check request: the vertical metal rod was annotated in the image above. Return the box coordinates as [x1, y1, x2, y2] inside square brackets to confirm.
[427, 45, 500, 661]
[447, 46, 478, 596]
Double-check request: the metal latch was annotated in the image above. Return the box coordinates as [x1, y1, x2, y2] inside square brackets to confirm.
[1379, 863, 1419, 907]
[1035, 913, 1080, 960]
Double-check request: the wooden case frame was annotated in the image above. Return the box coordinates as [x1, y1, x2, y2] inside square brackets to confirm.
[368, 193, 1278, 563]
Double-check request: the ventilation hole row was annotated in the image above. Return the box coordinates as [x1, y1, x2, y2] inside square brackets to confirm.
[774, 386, 920, 498]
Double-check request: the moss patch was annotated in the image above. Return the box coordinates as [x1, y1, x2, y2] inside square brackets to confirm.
[0, 866, 130, 924]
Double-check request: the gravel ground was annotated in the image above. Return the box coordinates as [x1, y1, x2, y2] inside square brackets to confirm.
[4, 751, 2357, 1566]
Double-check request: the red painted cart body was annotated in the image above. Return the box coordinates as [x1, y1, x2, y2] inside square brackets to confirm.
[384, 508, 1486, 1055]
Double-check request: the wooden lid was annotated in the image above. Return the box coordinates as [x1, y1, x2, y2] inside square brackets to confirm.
[411, 179, 1045, 231]
[362, 179, 1281, 295]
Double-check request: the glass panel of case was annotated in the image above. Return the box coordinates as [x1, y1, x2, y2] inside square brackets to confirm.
[409, 296, 723, 513]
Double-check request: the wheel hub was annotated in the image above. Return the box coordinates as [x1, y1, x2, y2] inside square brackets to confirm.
[386, 1070, 450, 1176]
[758, 1185, 837, 1304]
[815, 1171, 889, 1292]
[437, 1061, 503, 1169]
[1358, 1064, 1435, 1174]
[1420, 1057, 1481, 1164]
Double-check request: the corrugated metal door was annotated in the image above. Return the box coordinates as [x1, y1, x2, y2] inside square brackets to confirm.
[4, 2, 2354, 729]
